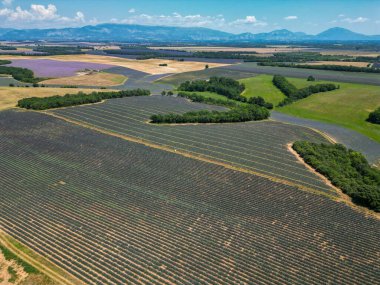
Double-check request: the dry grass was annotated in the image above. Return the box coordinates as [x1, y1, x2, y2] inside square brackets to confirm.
[150, 46, 315, 53]
[0, 87, 116, 110]
[41, 72, 127, 87]
[320, 50, 380, 57]
[305, 61, 371, 67]
[0, 54, 228, 75]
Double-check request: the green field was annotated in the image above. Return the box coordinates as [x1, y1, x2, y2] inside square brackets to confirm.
[279, 81, 380, 143]
[238, 74, 380, 143]
[240, 75, 285, 106]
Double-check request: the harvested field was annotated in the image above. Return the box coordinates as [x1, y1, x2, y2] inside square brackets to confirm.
[150, 46, 314, 54]
[0, 55, 229, 75]
[305, 61, 371, 67]
[51, 96, 334, 193]
[7, 59, 115, 77]
[0, 110, 379, 285]
[41, 72, 127, 87]
[320, 50, 380, 57]
[0, 87, 116, 110]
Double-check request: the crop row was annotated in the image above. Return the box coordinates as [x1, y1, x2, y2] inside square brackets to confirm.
[0, 110, 379, 285]
[51, 96, 333, 193]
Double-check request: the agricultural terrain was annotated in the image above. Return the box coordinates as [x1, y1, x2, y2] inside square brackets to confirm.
[41, 72, 127, 87]
[50, 96, 334, 192]
[0, 41, 379, 285]
[0, 55, 227, 75]
[0, 110, 379, 285]
[0, 87, 117, 111]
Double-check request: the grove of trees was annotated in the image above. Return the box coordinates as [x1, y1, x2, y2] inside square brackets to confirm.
[293, 141, 380, 212]
[178, 77, 246, 101]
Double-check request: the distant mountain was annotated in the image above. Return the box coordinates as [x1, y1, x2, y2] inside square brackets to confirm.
[315, 27, 380, 41]
[231, 29, 311, 41]
[0, 24, 379, 42]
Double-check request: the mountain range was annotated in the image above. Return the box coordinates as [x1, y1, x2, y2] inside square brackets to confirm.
[1, 24, 379, 42]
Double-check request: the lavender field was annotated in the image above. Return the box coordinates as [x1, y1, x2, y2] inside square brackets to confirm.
[7, 59, 116, 77]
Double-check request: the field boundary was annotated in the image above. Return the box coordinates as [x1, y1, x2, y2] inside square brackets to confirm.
[0, 230, 86, 285]
[46, 111, 337, 199]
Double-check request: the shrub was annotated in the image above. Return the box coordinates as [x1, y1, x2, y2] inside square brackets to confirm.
[307, 75, 316, 81]
[367, 107, 380, 124]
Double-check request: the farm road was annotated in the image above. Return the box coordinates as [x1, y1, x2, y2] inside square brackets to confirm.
[271, 111, 380, 164]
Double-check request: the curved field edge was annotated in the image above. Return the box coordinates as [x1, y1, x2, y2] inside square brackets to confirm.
[46, 111, 343, 201]
[0, 230, 86, 285]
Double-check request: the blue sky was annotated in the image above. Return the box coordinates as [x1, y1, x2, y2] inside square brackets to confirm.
[1, 0, 380, 34]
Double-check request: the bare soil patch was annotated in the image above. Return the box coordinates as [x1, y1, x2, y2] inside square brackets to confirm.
[0, 87, 116, 111]
[41, 72, 127, 87]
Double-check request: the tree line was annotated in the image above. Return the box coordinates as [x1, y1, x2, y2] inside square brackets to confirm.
[367, 107, 380, 124]
[272, 75, 338, 106]
[293, 141, 380, 212]
[178, 77, 246, 101]
[18, 89, 150, 110]
[0, 60, 42, 83]
[150, 105, 270, 124]
[259, 62, 380, 73]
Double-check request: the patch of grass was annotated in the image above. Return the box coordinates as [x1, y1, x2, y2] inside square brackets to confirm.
[0, 244, 39, 274]
[240, 75, 286, 107]
[8, 266, 17, 283]
[279, 80, 380, 143]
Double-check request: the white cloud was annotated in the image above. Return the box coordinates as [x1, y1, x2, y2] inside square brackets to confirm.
[338, 14, 345, 18]
[375, 20, 380, 24]
[342, 16, 369, 23]
[226, 16, 268, 28]
[284, 16, 298, 20]
[128, 8, 136, 13]
[0, 4, 86, 27]
[2, 0, 13, 6]
[117, 12, 227, 29]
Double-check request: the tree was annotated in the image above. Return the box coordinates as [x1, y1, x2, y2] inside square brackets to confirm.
[205, 64, 209, 69]
[367, 107, 380, 124]
[167, 91, 174, 96]
[161, 91, 167, 96]
[307, 75, 316, 81]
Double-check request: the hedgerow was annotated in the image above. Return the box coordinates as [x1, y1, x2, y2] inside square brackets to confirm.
[272, 75, 338, 106]
[150, 105, 270, 124]
[293, 141, 380, 212]
[17, 89, 150, 110]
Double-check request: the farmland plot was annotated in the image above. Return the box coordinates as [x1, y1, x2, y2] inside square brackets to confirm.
[51, 96, 333, 193]
[0, 110, 379, 285]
